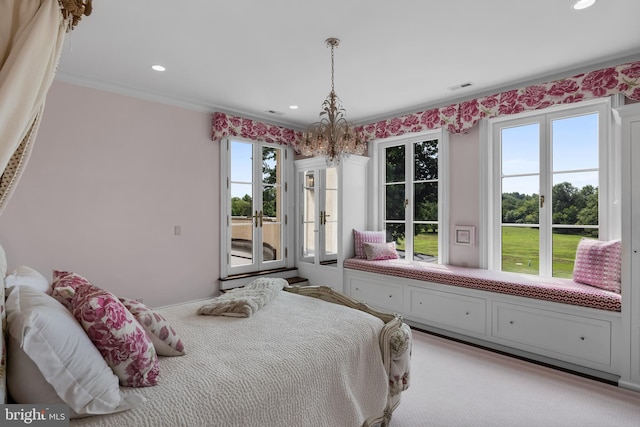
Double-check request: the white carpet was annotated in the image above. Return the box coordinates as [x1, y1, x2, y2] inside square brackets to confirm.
[391, 329, 640, 427]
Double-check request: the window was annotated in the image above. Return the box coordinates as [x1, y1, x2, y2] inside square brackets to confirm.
[220, 138, 290, 277]
[378, 131, 447, 263]
[486, 99, 614, 278]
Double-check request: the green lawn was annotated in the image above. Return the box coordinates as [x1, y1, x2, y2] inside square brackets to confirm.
[405, 227, 586, 278]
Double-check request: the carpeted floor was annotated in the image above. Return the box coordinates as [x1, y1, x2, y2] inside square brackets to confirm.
[391, 328, 640, 427]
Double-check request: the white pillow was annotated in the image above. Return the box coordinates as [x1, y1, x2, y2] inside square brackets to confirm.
[5, 266, 51, 294]
[6, 286, 145, 418]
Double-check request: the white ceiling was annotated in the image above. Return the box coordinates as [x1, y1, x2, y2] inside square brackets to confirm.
[56, 0, 640, 130]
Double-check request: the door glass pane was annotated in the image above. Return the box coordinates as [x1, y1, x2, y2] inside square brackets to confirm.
[502, 226, 539, 275]
[501, 123, 539, 175]
[230, 141, 254, 267]
[301, 170, 315, 261]
[231, 224, 253, 266]
[414, 140, 438, 180]
[414, 224, 437, 261]
[261, 146, 282, 263]
[324, 168, 338, 260]
[262, 223, 280, 262]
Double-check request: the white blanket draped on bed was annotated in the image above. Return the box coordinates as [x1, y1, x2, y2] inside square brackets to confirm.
[70, 291, 389, 427]
[197, 277, 286, 318]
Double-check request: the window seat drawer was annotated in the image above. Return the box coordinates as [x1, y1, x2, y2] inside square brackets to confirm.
[492, 302, 611, 366]
[350, 277, 403, 312]
[407, 286, 486, 335]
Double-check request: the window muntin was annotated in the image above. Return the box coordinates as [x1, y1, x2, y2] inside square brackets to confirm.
[492, 101, 607, 278]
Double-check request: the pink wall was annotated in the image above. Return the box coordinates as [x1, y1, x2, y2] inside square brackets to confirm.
[448, 125, 480, 268]
[0, 82, 220, 307]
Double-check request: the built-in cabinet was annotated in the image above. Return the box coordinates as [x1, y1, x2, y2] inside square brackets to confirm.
[345, 268, 623, 382]
[295, 155, 369, 290]
[617, 103, 640, 391]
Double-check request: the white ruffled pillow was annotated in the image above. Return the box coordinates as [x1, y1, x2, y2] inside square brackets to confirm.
[6, 286, 144, 417]
[5, 266, 51, 294]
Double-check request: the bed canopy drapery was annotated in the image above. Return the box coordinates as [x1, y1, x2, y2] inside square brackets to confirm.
[212, 60, 640, 150]
[0, 0, 91, 215]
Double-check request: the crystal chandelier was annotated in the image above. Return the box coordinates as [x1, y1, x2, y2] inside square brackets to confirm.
[301, 38, 366, 166]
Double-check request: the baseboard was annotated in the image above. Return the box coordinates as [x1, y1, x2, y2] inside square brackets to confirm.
[618, 379, 640, 392]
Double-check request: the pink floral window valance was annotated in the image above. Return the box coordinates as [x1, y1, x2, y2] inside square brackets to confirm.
[211, 60, 640, 150]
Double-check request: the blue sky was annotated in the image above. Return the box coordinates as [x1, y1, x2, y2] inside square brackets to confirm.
[501, 113, 599, 195]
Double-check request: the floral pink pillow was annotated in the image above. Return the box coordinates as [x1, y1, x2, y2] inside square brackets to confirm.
[572, 239, 621, 293]
[353, 229, 386, 258]
[51, 277, 159, 387]
[51, 270, 92, 309]
[119, 297, 185, 357]
[364, 242, 399, 261]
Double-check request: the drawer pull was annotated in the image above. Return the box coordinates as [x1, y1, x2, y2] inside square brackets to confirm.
[509, 321, 514, 325]
[465, 312, 470, 316]
[580, 336, 585, 341]
[355, 287, 359, 291]
[389, 295, 393, 298]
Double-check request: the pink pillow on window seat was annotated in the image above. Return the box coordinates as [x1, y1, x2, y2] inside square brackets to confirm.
[364, 241, 399, 261]
[572, 239, 621, 293]
[353, 229, 386, 258]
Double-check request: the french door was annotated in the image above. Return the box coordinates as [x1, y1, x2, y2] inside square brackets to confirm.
[223, 138, 287, 276]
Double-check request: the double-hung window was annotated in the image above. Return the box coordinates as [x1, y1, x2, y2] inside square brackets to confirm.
[485, 99, 614, 278]
[377, 131, 447, 263]
[220, 138, 290, 277]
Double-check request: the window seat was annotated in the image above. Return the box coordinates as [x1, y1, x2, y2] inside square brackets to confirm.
[343, 258, 621, 312]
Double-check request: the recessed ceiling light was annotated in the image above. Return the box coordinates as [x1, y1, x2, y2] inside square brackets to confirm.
[573, 0, 596, 10]
[289, 105, 299, 110]
[151, 65, 166, 72]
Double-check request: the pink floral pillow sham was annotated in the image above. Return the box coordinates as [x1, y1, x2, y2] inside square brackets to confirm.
[119, 297, 185, 357]
[364, 242, 399, 261]
[353, 229, 386, 258]
[572, 239, 621, 293]
[51, 274, 159, 387]
[51, 270, 92, 309]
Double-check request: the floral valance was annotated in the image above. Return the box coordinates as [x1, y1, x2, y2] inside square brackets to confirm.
[212, 60, 640, 150]
[211, 112, 301, 148]
[358, 60, 640, 140]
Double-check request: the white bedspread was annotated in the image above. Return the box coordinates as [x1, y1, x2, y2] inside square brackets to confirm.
[70, 291, 389, 427]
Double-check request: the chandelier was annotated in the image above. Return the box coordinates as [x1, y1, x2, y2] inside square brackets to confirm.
[301, 38, 366, 166]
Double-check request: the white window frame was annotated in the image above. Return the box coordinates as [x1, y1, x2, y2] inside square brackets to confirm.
[371, 129, 449, 264]
[219, 137, 294, 278]
[480, 98, 618, 275]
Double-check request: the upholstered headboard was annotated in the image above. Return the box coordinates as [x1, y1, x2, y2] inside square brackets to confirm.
[0, 242, 7, 404]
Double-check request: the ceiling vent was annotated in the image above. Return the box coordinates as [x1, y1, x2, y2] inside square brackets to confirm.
[448, 82, 473, 91]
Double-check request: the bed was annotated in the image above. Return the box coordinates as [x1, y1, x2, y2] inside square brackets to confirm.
[0, 243, 411, 427]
